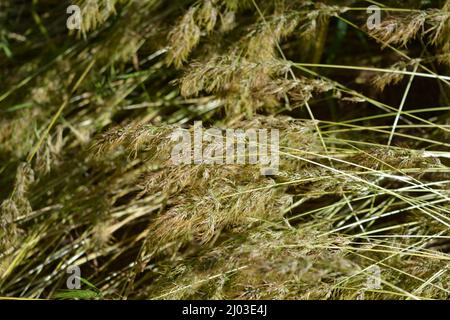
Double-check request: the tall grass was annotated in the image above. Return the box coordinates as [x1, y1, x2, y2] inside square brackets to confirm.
[0, 0, 449, 299]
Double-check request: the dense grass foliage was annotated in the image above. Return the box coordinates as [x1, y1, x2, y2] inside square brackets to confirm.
[0, 0, 449, 299]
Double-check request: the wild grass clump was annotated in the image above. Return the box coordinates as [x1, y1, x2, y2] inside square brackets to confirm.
[0, 0, 449, 300]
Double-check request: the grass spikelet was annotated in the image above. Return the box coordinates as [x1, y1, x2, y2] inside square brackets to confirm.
[166, 7, 201, 68]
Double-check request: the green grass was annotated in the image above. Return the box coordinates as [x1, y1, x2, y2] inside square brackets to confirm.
[0, 0, 449, 300]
